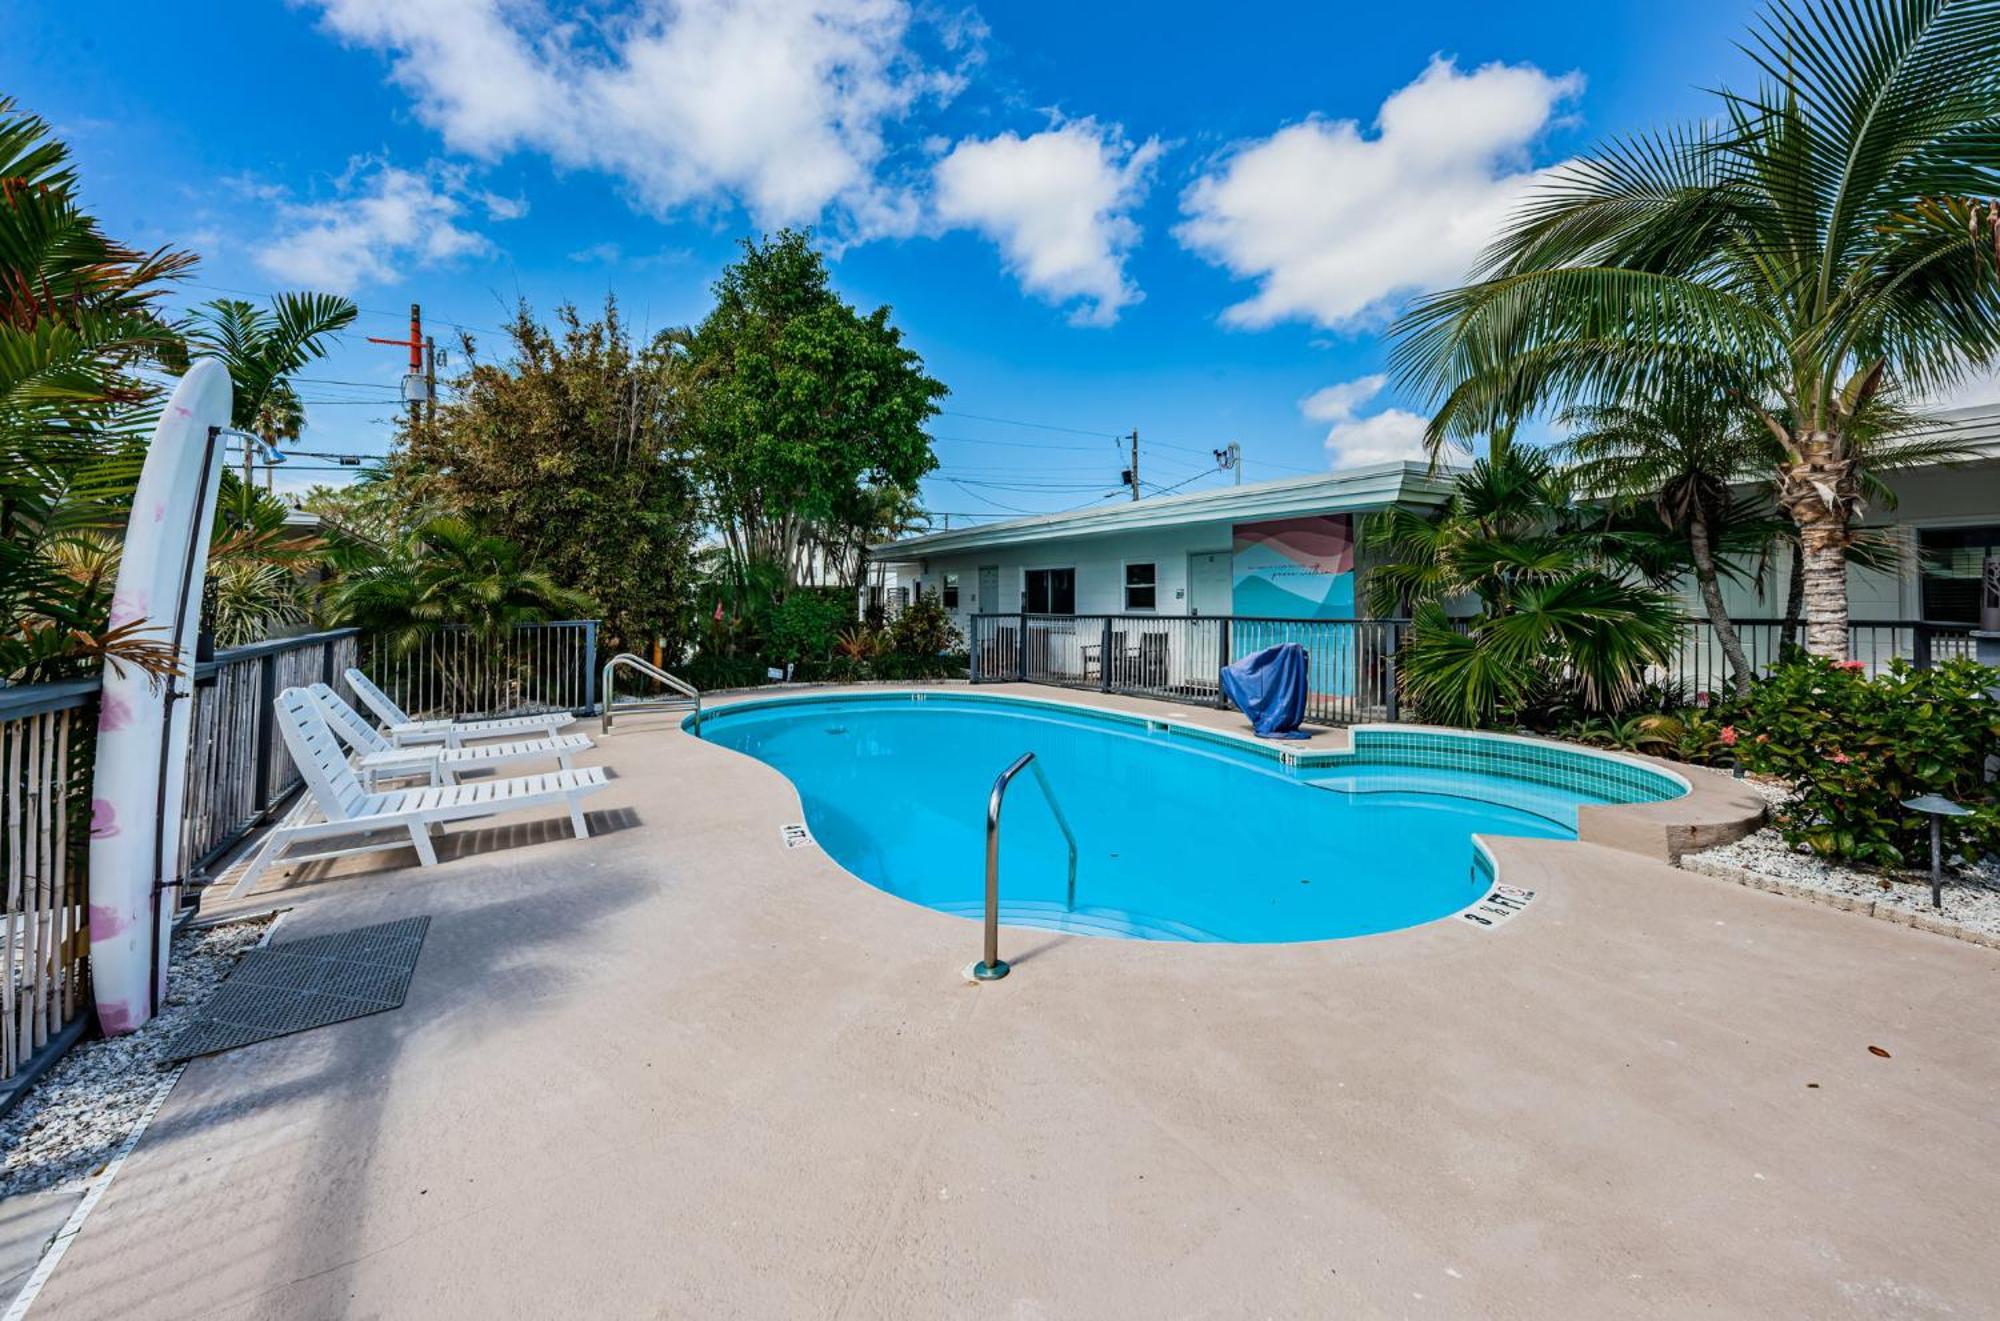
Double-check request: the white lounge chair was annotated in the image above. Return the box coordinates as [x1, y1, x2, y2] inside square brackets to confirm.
[343, 667, 577, 747]
[307, 682, 594, 787]
[231, 687, 608, 895]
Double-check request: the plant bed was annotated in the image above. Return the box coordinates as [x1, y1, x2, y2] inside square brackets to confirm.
[1684, 779, 2000, 947]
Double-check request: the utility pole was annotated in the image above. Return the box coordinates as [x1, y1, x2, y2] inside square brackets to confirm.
[1127, 429, 1140, 501]
[368, 303, 426, 426]
[424, 334, 437, 428]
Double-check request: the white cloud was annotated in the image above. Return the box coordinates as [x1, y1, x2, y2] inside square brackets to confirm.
[1178, 57, 1584, 329]
[252, 159, 506, 291]
[1302, 374, 1434, 468]
[306, 0, 972, 237]
[931, 119, 1161, 326]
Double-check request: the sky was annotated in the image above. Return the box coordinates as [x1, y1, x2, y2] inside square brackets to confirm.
[4, 0, 1780, 521]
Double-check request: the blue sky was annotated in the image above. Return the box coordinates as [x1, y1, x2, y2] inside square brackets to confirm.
[8, 0, 1764, 520]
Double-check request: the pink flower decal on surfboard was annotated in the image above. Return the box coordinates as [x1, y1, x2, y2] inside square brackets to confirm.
[90, 798, 118, 838]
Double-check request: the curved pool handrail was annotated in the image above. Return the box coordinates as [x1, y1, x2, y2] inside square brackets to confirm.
[601, 653, 701, 736]
[976, 751, 1078, 981]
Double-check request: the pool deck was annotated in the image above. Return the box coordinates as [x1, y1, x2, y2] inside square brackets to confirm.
[25, 684, 2000, 1318]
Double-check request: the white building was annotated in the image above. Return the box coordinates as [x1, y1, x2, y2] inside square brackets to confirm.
[868, 405, 2000, 703]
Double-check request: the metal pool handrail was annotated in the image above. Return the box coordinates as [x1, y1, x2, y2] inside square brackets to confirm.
[601, 653, 702, 735]
[975, 751, 1078, 982]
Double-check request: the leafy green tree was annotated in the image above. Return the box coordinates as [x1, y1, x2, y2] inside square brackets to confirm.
[0, 99, 192, 680]
[685, 230, 945, 589]
[1394, 0, 2000, 658]
[397, 298, 699, 658]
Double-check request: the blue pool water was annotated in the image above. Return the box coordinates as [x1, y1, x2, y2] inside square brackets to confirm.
[698, 694, 1674, 943]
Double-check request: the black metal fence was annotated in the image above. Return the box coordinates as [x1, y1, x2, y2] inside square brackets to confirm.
[972, 611, 1983, 724]
[1663, 618, 1978, 696]
[365, 619, 599, 719]
[969, 613, 1407, 725]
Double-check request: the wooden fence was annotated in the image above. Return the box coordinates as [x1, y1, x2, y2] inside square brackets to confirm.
[0, 628, 357, 1087]
[0, 681, 94, 1083]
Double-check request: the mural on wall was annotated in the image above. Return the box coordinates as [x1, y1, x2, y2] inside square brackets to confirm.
[1230, 515, 1356, 618]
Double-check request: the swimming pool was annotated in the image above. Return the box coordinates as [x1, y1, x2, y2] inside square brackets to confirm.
[696, 693, 1686, 943]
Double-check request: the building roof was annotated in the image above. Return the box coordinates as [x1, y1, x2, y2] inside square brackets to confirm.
[871, 459, 1453, 560]
[1932, 401, 2000, 458]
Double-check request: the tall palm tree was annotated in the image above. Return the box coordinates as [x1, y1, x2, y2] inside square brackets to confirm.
[185, 293, 356, 468]
[1557, 378, 1783, 695]
[1393, 0, 2000, 658]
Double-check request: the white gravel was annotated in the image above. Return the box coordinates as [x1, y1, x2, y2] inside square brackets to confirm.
[0, 916, 273, 1198]
[1687, 777, 2000, 942]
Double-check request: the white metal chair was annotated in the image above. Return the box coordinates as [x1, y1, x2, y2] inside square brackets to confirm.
[231, 687, 608, 895]
[343, 667, 576, 747]
[307, 683, 593, 787]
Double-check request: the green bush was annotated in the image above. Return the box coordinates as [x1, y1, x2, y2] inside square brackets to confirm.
[884, 596, 962, 657]
[764, 589, 853, 665]
[682, 653, 772, 691]
[1735, 656, 2000, 868]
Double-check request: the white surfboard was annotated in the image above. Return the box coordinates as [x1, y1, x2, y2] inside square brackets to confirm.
[87, 359, 233, 1035]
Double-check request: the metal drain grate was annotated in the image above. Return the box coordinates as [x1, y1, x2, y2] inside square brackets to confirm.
[167, 916, 430, 1061]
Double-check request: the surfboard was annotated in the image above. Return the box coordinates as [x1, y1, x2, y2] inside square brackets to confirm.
[88, 358, 233, 1035]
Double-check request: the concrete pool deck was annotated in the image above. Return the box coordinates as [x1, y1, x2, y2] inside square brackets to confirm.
[24, 685, 2000, 1318]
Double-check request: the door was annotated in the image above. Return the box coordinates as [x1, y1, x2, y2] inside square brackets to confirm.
[1187, 551, 1231, 617]
[1024, 567, 1076, 614]
[977, 565, 1000, 613]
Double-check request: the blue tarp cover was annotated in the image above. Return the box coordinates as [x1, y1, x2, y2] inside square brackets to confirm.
[1220, 642, 1310, 739]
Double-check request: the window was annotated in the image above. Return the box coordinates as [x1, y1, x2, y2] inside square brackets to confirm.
[1124, 562, 1157, 611]
[1919, 526, 2000, 623]
[1024, 567, 1076, 614]
[942, 572, 960, 609]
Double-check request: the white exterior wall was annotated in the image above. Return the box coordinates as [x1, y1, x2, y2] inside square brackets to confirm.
[1694, 457, 2000, 619]
[907, 519, 1237, 636]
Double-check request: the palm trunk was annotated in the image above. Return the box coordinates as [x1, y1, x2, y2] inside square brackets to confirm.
[1688, 509, 1751, 697]
[1777, 434, 1856, 661]
[1796, 513, 1850, 660]
[1780, 536, 1804, 653]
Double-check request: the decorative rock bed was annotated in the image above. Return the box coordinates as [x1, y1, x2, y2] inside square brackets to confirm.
[1683, 778, 2000, 949]
[0, 916, 273, 1198]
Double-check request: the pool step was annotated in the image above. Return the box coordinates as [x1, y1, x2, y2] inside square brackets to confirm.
[932, 899, 1224, 943]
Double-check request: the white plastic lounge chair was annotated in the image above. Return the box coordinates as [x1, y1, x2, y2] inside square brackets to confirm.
[343, 666, 576, 747]
[231, 687, 608, 895]
[307, 683, 594, 787]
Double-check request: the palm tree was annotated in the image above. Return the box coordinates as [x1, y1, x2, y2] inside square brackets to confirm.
[0, 99, 192, 680]
[185, 293, 356, 472]
[1557, 377, 1783, 695]
[330, 515, 594, 655]
[1393, 0, 2000, 658]
[1366, 448, 1684, 726]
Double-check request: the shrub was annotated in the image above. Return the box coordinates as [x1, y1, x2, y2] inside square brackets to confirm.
[884, 596, 962, 657]
[1734, 656, 2000, 868]
[682, 653, 771, 691]
[764, 589, 853, 665]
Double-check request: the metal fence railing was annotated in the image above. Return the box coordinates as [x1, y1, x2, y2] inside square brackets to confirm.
[974, 612, 1983, 723]
[970, 613, 1406, 725]
[1663, 618, 1977, 695]
[365, 620, 598, 720]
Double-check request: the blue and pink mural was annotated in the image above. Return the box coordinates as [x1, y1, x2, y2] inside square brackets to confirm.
[1230, 515, 1356, 619]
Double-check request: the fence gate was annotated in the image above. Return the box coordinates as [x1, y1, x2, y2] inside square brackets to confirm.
[365, 620, 600, 720]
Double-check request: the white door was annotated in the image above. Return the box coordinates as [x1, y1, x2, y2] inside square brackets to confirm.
[978, 565, 1000, 613]
[1187, 551, 1231, 616]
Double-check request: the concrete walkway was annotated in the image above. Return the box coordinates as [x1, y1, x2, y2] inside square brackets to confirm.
[26, 689, 2000, 1318]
